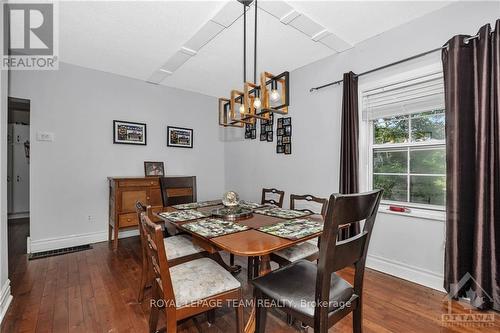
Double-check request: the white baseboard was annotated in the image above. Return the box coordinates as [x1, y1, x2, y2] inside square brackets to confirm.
[366, 254, 445, 292]
[28, 229, 139, 254]
[0, 280, 13, 325]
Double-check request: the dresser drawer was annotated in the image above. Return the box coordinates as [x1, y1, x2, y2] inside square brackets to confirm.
[118, 178, 159, 188]
[118, 213, 138, 227]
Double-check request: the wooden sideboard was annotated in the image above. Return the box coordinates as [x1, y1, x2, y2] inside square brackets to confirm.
[108, 176, 164, 250]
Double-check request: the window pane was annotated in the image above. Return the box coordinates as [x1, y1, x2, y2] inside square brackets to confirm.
[410, 176, 446, 205]
[374, 116, 409, 144]
[411, 110, 445, 142]
[373, 175, 407, 202]
[373, 150, 407, 173]
[410, 148, 445, 174]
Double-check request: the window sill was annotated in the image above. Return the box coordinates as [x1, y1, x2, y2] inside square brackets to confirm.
[378, 204, 445, 222]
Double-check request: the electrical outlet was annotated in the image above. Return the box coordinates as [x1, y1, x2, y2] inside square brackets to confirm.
[36, 131, 54, 142]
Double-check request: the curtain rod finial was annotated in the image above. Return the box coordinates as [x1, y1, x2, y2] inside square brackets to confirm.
[310, 88, 316, 92]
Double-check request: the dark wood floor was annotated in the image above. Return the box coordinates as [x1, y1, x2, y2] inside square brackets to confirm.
[1, 220, 498, 333]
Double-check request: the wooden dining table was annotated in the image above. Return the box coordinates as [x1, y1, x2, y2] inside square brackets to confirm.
[155, 203, 324, 333]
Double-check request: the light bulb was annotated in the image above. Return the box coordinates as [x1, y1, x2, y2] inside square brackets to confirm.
[270, 89, 280, 102]
[253, 97, 261, 109]
[239, 104, 245, 114]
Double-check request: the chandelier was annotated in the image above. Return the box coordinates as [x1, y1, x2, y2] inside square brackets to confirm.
[219, 0, 289, 128]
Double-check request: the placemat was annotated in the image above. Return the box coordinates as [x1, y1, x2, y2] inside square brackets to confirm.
[238, 201, 267, 210]
[253, 207, 311, 219]
[182, 218, 249, 238]
[257, 218, 323, 240]
[172, 200, 222, 210]
[158, 209, 211, 222]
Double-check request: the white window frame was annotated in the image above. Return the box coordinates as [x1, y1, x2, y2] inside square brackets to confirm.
[368, 114, 446, 211]
[358, 62, 447, 221]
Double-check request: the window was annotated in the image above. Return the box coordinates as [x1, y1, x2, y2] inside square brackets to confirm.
[364, 72, 446, 209]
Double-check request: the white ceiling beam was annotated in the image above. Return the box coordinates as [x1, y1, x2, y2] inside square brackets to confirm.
[280, 10, 300, 24]
[147, 69, 172, 84]
[183, 20, 225, 52]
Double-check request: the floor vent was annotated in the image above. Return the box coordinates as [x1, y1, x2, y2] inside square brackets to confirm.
[28, 244, 92, 260]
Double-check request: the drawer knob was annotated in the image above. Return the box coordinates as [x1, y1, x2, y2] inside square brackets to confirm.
[150, 182, 154, 185]
[147, 197, 150, 200]
[127, 218, 131, 222]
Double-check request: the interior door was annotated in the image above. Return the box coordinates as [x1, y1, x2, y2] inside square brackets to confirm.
[12, 124, 30, 214]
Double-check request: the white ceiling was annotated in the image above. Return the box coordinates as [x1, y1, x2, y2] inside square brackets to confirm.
[59, 1, 452, 98]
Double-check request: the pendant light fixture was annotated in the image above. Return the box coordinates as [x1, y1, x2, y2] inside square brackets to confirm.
[218, 0, 290, 128]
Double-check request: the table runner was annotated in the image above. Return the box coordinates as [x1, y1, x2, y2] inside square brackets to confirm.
[182, 218, 249, 238]
[158, 209, 211, 222]
[253, 207, 311, 219]
[172, 200, 222, 210]
[257, 218, 322, 240]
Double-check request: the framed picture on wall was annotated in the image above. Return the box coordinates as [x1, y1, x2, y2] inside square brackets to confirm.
[144, 161, 165, 177]
[113, 120, 147, 145]
[167, 126, 193, 148]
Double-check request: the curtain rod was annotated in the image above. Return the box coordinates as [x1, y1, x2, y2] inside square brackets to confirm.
[309, 32, 489, 93]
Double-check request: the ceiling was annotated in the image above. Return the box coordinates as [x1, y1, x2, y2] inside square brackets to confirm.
[59, 1, 452, 98]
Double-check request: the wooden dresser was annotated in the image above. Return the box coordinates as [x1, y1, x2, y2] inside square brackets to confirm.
[108, 176, 164, 250]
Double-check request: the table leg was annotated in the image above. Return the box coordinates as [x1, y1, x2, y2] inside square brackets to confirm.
[244, 255, 271, 333]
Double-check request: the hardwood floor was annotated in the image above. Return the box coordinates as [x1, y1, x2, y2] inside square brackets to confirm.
[1, 222, 498, 332]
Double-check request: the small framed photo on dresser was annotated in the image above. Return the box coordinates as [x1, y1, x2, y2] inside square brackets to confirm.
[144, 161, 165, 177]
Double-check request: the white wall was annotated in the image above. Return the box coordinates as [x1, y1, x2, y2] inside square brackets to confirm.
[9, 62, 225, 252]
[224, 1, 500, 290]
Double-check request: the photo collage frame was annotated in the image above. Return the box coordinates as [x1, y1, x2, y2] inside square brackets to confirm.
[277, 117, 292, 155]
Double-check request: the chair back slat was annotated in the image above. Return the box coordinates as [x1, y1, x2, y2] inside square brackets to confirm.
[139, 209, 176, 307]
[290, 194, 328, 218]
[330, 232, 368, 272]
[261, 188, 285, 207]
[314, 190, 383, 328]
[160, 176, 197, 207]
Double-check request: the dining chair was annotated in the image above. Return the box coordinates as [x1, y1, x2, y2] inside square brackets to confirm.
[140, 210, 244, 333]
[245, 187, 287, 280]
[135, 201, 206, 302]
[261, 188, 285, 207]
[159, 176, 197, 207]
[270, 194, 328, 267]
[252, 189, 383, 333]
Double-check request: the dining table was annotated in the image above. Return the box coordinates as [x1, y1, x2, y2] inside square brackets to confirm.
[155, 201, 324, 333]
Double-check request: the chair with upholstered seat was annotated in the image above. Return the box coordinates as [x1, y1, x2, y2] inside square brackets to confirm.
[139, 210, 244, 333]
[135, 202, 206, 302]
[270, 194, 328, 267]
[252, 190, 383, 333]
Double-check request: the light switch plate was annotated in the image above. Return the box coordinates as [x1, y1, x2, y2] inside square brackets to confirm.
[36, 132, 54, 142]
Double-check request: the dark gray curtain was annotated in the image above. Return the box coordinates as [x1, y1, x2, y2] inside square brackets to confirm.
[442, 20, 499, 311]
[339, 71, 360, 239]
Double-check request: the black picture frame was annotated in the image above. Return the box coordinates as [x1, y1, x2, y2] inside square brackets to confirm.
[277, 118, 283, 129]
[167, 126, 193, 148]
[267, 131, 273, 142]
[284, 125, 292, 136]
[260, 133, 267, 141]
[144, 161, 165, 177]
[284, 143, 292, 155]
[283, 136, 291, 144]
[113, 120, 147, 145]
[277, 145, 284, 154]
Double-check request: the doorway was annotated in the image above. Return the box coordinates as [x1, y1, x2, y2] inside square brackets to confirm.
[7, 97, 30, 275]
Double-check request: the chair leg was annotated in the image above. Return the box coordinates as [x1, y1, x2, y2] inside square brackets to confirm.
[255, 292, 267, 333]
[235, 294, 244, 333]
[230, 253, 235, 266]
[253, 257, 260, 277]
[207, 309, 216, 326]
[286, 313, 294, 326]
[138, 266, 147, 302]
[149, 284, 160, 333]
[353, 305, 362, 333]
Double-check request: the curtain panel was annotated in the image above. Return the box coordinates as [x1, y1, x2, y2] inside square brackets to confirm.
[442, 19, 499, 311]
[339, 71, 360, 239]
